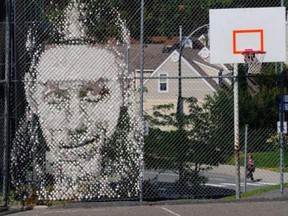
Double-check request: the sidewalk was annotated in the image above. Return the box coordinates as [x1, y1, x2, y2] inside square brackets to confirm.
[207, 165, 288, 184]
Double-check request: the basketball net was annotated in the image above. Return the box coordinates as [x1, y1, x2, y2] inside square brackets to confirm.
[242, 49, 266, 74]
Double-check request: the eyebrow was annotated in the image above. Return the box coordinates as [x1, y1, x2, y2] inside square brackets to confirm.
[44, 85, 69, 98]
[42, 78, 110, 96]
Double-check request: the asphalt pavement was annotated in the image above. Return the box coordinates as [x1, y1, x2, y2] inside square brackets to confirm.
[2, 186, 287, 216]
[1, 165, 287, 216]
[2, 195, 288, 216]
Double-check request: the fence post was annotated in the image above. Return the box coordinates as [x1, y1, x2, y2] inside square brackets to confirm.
[139, 0, 145, 202]
[279, 65, 285, 197]
[243, 124, 248, 193]
[2, 0, 11, 207]
[279, 0, 285, 197]
[234, 63, 241, 199]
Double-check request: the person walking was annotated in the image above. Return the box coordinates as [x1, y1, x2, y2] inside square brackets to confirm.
[246, 154, 255, 181]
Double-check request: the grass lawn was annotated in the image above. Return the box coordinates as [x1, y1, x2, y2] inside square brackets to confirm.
[223, 182, 288, 200]
[229, 151, 288, 172]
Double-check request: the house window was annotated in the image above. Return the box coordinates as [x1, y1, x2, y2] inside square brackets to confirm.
[159, 73, 168, 93]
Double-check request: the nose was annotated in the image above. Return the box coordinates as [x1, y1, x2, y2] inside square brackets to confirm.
[68, 123, 88, 137]
[67, 94, 85, 131]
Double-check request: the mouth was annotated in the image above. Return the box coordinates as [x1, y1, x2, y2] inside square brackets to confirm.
[57, 134, 102, 161]
[61, 135, 100, 149]
[56, 124, 107, 150]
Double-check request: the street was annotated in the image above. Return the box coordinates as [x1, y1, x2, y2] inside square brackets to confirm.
[204, 172, 277, 191]
[8, 200, 288, 216]
[144, 165, 285, 198]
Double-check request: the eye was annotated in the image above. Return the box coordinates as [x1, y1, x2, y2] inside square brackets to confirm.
[79, 85, 110, 103]
[45, 89, 70, 107]
[79, 87, 92, 98]
[99, 85, 110, 97]
[54, 89, 69, 100]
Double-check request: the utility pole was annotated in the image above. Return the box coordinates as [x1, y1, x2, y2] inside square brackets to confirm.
[176, 24, 209, 188]
[177, 24, 209, 127]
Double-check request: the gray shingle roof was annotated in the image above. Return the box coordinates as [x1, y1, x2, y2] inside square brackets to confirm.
[119, 44, 222, 91]
[124, 44, 222, 73]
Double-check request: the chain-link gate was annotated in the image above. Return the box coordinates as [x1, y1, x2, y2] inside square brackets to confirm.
[0, 0, 287, 207]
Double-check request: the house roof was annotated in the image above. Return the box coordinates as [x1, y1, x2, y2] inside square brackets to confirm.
[118, 44, 221, 91]
[123, 44, 171, 72]
[181, 48, 223, 71]
[123, 44, 222, 74]
[146, 36, 205, 49]
[186, 60, 220, 91]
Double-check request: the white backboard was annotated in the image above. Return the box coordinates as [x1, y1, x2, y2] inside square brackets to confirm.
[209, 7, 286, 64]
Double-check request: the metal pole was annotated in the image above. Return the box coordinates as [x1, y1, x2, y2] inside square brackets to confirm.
[234, 63, 241, 199]
[279, 64, 284, 196]
[176, 23, 209, 187]
[177, 26, 183, 123]
[139, 0, 145, 202]
[244, 124, 248, 193]
[183, 24, 209, 47]
[177, 24, 209, 124]
[2, 0, 11, 207]
[279, 0, 285, 197]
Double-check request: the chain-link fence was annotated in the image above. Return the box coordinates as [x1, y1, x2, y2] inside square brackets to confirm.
[0, 0, 287, 206]
[0, 15, 7, 204]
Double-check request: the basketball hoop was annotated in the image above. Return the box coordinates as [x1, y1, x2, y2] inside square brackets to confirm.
[241, 49, 266, 74]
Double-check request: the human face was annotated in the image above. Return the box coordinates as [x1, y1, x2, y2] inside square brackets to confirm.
[27, 45, 122, 178]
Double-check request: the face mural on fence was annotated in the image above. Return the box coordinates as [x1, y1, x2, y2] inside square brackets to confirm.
[19, 0, 141, 201]
[32, 46, 121, 153]
[25, 45, 123, 199]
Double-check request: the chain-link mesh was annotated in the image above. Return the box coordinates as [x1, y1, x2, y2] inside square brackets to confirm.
[0, 0, 287, 206]
[8, 0, 142, 204]
[140, 0, 287, 201]
[0, 17, 6, 203]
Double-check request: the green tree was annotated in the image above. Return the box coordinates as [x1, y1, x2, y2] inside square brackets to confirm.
[203, 89, 234, 163]
[45, 0, 140, 40]
[238, 63, 288, 129]
[144, 0, 233, 38]
[144, 91, 234, 189]
[237, 63, 287, 152]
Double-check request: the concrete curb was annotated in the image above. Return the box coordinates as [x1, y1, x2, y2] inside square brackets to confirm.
[0, 207, 8, 212]
[48, 193, 288, 210]
[0, 206, 33, 216]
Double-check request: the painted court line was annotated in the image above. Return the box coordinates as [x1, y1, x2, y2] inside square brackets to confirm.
[205, 183, 226, 187]
[161, 207, 182, 216]
[220, 182, 276, 187]
[145, 171, 178, 177]
[243, 183, 264, 186]
[209, 177, 227, 181]
[256, 182, 277, 186]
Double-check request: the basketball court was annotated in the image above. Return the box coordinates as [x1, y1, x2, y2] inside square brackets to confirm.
[2, 7, 288, 214]
[5, 199, 288, 216]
